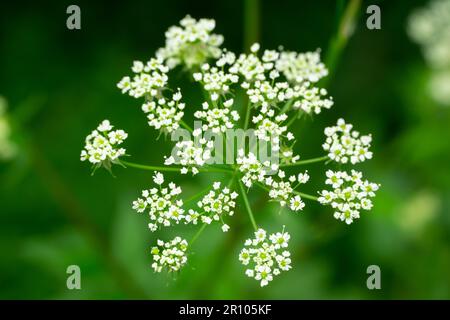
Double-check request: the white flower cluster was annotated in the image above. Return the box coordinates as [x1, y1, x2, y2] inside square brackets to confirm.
[239, 228, 292, 287]
[323, 118, 373, 164]
[193, 53, 239, 99]
[193, 99, 240, 134]
[265, 171, 309, 212]
[195, 181, 238, 232]
[318, 170, 379, 224]
[229, 44, 333, 115]
[80, 120, 127, 170]
[132, 172, 186, 231]
[117, 59, 185, 133]
[276, 50, 329, 84]
[117, 58, 169, 98]
[156, 15, 224, 69]
[236, 149, 272, 188]
[236, 149, 308, 212]
[408, 0, 450, 105]
[151, 237, 188, 273]
[164, 139, 213, 175]
[0, 97, 17, 160]
[253, 112, 292, 152]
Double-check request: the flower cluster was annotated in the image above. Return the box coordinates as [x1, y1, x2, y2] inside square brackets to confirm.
[236, 150, 272, 188]
[82, 15, 380, 287]
[132, 172, 185, 231]
[164, 139, 213, 175]
[322, 118, 373, 164]
[196, 181, 238, 231]
[228, 44, 333, 115]
[239, 228, 292, 287]
[156, 15, 224, 69]
[0, 97, 17, 160]
[151, 237, 188, 273]
[276, 50, 329, 84]
[117, 59, 185, 133]
[237, 150, 309, 212]
[193, 53, 239, 99]
[318, 170, 379, 224]
[193, 99, 240, 134]
[80, 120, 127, 170]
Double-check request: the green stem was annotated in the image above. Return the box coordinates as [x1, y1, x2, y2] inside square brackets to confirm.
[179, 119, 193, 133]
[280, 99, 294, 114]
[243, 100, 252, 130]
[189, 174, 237, 246]
[324, 0, 361, 87]
[238, 180, 258, 231]
[279, 155, 328, 168]
[190, 223, 207, 246]
[122, 160, 233, 174]
[255, 181, 318, 202]
[243, 0, 260, 52]
[122, 160, 182, 172]
[292, 190, 319, 201]
[183, 186, 212, 205]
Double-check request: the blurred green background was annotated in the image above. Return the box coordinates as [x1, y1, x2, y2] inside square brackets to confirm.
[0, 0, 449, 299]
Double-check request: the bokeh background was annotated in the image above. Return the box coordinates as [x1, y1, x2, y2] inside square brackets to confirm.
[0, 0, 449, 299]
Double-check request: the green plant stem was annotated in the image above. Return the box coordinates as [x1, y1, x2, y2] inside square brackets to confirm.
[238, 180, 258, 231]
[122, 160, 182, 172]
[243, 0, 260, 52]
[184, 186, 213, 204]
[189, 173, 237, 246]
[122, 160, 233, 173]
[292, 190, 319, 201]
[243, 100, 252, 130]
[279, 155, 328, 168]
[190, 223, 207, 246]
[255, 181, 318, 202]
[179, 119, 193, 133]
[324, 0, 362, 87]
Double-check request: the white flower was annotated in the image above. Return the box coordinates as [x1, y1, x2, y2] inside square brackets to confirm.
[153, 172, 164, 185]
[156, 15, 224, 69]
[323, 118, 373, 164]
[239, 228, 292, 287]
[289, 195, 305, 212]
[222, 224, 230, 232]
[318, 170, 380, 224]
[151, 237, 188, 272]
[80, 120, 127, 171]
[250, 43, 260, 53]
